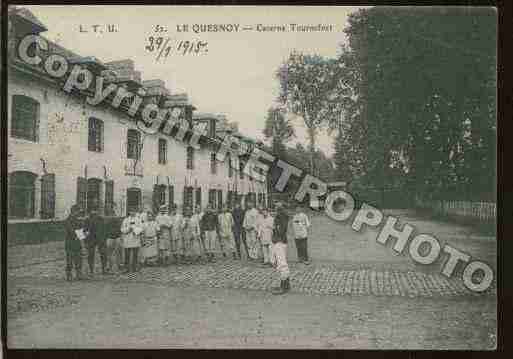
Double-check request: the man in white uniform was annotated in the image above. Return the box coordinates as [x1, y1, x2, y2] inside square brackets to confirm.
[120, 209, 143, 273]
[217, 205, 237, 259]
[271, 202, 291, 295]
[292, 205, 311, 265]
[243, 202, 260, 260]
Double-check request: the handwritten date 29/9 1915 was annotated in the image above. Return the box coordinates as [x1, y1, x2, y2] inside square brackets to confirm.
[145, 36, 208, 60]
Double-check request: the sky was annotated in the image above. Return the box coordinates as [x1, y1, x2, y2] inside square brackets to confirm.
[25, 5, 364, 155]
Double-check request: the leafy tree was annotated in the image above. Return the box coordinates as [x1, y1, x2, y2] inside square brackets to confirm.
[262, 107, 295, 158]
[276, 52, 351, 177]
[338, 7, 496, 201]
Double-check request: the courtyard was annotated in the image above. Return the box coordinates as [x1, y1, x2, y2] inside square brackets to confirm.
[6, 210, 497, 349]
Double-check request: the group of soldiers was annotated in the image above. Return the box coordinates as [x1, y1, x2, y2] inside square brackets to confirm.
[65, 200, 311, 295]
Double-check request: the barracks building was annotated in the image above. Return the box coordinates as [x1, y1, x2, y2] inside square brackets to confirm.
[7, 8, 269, 235]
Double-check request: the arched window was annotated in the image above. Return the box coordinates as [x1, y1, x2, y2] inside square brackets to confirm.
[11, 95, 39, 142]
[9, 171, 37, 218]
[88, 117, 104, 152]
[127, 129, 141, 160]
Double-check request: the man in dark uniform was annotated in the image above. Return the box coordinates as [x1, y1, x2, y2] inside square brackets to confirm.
[65, 204, 84, 281]
[200, 204, 219, 262]
[84, 207, 108, 275]
[231, 202, 248, 260]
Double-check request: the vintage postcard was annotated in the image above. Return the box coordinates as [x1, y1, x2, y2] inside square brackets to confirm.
[5, 5, 497, 349]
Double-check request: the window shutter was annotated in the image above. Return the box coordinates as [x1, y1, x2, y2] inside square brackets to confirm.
[76, 177, 87, 214]
[182, 186, 187, 212]
[168, 185, 174, 212]
[152, 184, 160, 213]
[40, 173, 55, 219]
[217, 190, 223, 210]
[104, 180, 114, 216]
[34, 105, 40, 143]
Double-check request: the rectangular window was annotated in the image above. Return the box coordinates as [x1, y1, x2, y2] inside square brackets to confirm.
[186, 146, 194, 170]
[184, 186, 194, 211]
[158, 138, 167, 164]
[210, 152, 217, 174]
[88, 117, 104, 152]
[11, 95, 39, 142]
[127, 129, 141, 160]
[153, 184, 167, 213]
[208, 189, 217, 209]
[127, 188, 141, 215]
[9, 172, 37, 218]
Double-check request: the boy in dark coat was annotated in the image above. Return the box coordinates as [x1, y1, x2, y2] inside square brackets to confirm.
[231, 202, 248, 259]
[65, 204, 84, 281]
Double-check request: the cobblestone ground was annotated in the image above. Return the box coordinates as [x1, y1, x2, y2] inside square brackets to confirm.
[8, 256, 494, 299]
[7, 209, 497, 349]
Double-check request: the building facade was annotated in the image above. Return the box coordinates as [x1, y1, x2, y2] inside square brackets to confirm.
[7, 7, 268, 226]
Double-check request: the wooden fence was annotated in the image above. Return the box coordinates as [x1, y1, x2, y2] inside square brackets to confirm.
[415, 197, 496, 222]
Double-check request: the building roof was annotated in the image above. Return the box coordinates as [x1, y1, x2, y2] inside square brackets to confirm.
[10, 7, 48, 32]
[8, 7, 262, 149]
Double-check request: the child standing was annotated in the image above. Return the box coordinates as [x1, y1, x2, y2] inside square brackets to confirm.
[292, 205, 311, 265]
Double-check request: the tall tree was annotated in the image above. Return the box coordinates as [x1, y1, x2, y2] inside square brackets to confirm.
[262, 107, 295, 158]
[276, 52, 350, 177]
[339, 7, 496, 200]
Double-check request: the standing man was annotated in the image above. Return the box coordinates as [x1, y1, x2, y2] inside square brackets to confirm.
[84, 208, 108, 276]
[191, 205, 206, 262]
[64, 204, 84, 281]
[141, 211, 160, 266]
[189, 205, 205, 262]
[243, 201, 260, 260]
[200, 204, 218, 262]
[217, 205, 237, 259]
[105, 217, 123, 273]
[171, 205, 185, 263]
[121, 209, 143, 273]
[155, 205, 172, 266]
[271, 202, 291, 295]
[292, 205, 311, 265]
[231, 202, 248, 260]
